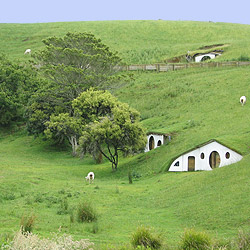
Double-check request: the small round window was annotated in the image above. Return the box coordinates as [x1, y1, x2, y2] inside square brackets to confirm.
[225, 152, 230, 159]
[200, 152, 205, 159]
[157, 140, 162, 146]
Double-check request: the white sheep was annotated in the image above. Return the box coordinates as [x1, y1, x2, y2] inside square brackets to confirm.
[24, 49, 31, 54]
[85, 172, 95, 184]
[240, 96, 247, 106]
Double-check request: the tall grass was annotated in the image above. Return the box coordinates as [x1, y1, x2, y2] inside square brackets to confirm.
[2, 230, 94, 250]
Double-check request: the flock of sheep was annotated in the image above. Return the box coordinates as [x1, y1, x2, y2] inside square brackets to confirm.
[23, 48, 247, 183]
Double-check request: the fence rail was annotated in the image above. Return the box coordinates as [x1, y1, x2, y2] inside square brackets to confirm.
[117, 61, 250, 72]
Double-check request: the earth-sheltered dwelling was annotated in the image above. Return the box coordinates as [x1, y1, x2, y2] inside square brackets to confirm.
[145, 132, 171, 152]
[193, 51, 222, 62]
[168, 140, 243, 171]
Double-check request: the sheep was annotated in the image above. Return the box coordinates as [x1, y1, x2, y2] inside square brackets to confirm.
[85, 172, 94, 184]
[240, 96, 247, 106]
[24, 49, 31, 54]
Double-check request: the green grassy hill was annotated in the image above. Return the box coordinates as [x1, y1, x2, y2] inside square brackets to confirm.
[0, 21, 250, 249]
[1, 20, 250, 64]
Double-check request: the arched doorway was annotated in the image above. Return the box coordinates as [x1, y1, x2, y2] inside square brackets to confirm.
[201, 55, 211, 61]
[209, 151, 221, 169]
[149, 136, 155, 150]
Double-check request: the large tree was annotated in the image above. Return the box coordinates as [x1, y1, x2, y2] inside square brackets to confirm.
[0, 54, 39, 126]
[44, 89, 147, 168]
[44, 113, 83, 156]
[27, 32, 122, 136]
[75, 89, 147, 171]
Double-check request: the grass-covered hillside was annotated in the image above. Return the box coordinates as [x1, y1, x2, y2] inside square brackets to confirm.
[1, 20, 250, 64]
[0, 20, 250, 249]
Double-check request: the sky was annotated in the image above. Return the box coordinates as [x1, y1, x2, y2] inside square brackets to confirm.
[1, 0, 250, 25]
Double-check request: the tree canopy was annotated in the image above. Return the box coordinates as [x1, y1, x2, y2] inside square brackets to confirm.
[33, 32, 121, 98]
[0, 54, 39, 126]
[27, 32, 123, 136]
[75, 89, 147, 171]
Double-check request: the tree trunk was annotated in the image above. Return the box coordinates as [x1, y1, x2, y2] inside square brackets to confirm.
[98, 144, 119, 171]
[68, 135, 79, 157]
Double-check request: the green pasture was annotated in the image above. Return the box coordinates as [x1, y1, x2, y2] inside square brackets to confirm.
[0, 65, 250, 248]
[0, 20, 250, 248]
[1, 20, 250, 64]
[0, 129, 249, 249]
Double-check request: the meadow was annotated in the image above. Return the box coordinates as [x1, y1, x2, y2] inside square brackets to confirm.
[1, 20, 250, 64]
[0, 20, 250, 249]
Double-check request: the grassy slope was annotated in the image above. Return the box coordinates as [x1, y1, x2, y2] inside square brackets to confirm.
[0, 20, 250, 248]
[1, 20, 250, 64]
[0, 130, 249, 248]
[116, 66, 250, 154]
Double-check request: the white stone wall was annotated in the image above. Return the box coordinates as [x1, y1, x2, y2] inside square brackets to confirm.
[145, 134, 165, 152]
[169, 141, 243, 171]
[195, 53, 216, 62]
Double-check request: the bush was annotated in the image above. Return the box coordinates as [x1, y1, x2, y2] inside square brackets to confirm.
[76, 201, 97, 223]
[3, 230, 94, 250]
[179, 228, 211, 250]
[131, 226, 162, 249]
[87, 222, 99, 234]
[234, 229, 250, 250]
[20, 214, 36, 233]
[57, 197, 69, 215]
[128, 170, 133, 184]
[238, 55, 250, 61]
[0, 232, 13, 248]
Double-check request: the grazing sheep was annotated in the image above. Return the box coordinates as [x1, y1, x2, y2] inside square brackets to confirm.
[85, 172, 94, 184]
[240, 96, 247, 106]
[24, 49, 31, 54]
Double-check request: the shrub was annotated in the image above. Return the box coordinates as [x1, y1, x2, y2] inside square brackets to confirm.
[34, 193, 43, 203]
[115, 186, 120, 194]
[234, 229, 250, 250]
[57, 197, 69, 215]
[70, 211, 75, 223]
[131, 226, 162, 249]
[210, 238, 232, 250]
[128, 170, 133, 184]
[238, 55, 250, 61]
[3, 229, 94, 249]
[0, 232, 13, 248]
[87, 222, 99, 234]
[20, 214, 36, 233]
[179, 228, 211, 250]
[76, 201, 97, 223]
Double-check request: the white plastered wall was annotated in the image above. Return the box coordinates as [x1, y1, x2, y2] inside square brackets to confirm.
[195, 53, 216, 62]
[145, 134, 164, 152]
[169, 141, 243, 171]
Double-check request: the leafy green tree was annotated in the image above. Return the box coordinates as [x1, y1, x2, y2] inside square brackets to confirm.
[33, 32, 121, 99]
[25, 87, 66, 136]
[44, 113, 83, 156]
[75, 89, 147, 171]
[0, 91, 19, 125]
[27, 32, 122, 136]
[0, 54, 39, 126]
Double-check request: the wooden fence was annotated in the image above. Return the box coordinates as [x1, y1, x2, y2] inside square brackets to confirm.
[117, 61, 250, 72]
